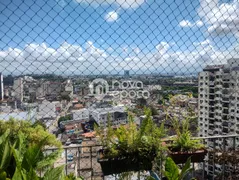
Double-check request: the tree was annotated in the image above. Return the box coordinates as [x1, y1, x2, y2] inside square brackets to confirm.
[58, 114, 72, 127]
[150, 106, 159, 116]
[0, 118, 62, 151]
[0, 129, 65, 180]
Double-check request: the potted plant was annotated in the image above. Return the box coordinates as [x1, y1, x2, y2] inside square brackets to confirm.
[163, 157, 195, 180]
[96, 108, 166, 175]
[167, 117, 207, 164]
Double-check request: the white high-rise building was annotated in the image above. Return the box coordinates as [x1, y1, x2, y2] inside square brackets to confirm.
[0, 73, 4, 100]
[198, 58, 239, 176]
[13, 78, 23, 102]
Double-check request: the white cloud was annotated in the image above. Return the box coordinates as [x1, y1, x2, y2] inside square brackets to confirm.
[156, 42, 170, 55]
[196, 20, 204, 27]
[115, 0, 145, 9]
[0, 41, 231, 75]
[105, 11, 118, 22]
[198, 0, 239, 36]
[74, 0, 145, 9]
[179, 20, 204, 27]
[56, 0, 66, 7]
[133, 47, 141, 54]
[179, 20, 193, 27]
[193, 39, 211, 46]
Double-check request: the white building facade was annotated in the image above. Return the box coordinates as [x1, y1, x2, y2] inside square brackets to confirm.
[198, 59, 239, 176]
[13, 78, 23, 102]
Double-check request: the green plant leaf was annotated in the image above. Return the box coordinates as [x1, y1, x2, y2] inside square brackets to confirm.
[0, 130, 10, 145]
[22, 137, 49, 171]
[179, 157, 192, 180]
[26, 167, 39, 180]
[0, 170, 7, 180]
[12, 167, 24, 180]
[164, 157, 179, 180]
[0, 139, 11, 170]
[43, 165, 64, 180]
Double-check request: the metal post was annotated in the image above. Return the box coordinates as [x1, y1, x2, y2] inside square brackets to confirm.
[159, 154, 162, 179]
[65, 148, 68, 175]
[192, 163, 195, 177]
[77, 146, 81, 176]
[213, 138, 215, 180]
[90, 146, 93, 180]
[222, 137, 226, 180]
[202, 139, 205, 179]
[233, 136, 236, 177]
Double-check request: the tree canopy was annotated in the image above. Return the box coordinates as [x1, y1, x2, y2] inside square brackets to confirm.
[0, 118, 62, 149]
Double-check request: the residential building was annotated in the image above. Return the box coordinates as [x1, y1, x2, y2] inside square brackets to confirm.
[13, 78, 24, 102]
[198, 59, 239, 176]
[0, 108, 37, 122]
[72, 108, 89, 121]
[74, 84, 90, 97]
[38, 100, 57, 119]
[89, 103, 127, 126]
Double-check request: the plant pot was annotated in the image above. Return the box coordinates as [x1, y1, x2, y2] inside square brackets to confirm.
[97, 149, 154, 175]
[168, 149, 207, 164]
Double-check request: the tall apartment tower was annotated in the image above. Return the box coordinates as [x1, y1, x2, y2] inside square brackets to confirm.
[13, 78, 23, 102]
[0, 73, 4, 100]
[198, 58, 239, 175]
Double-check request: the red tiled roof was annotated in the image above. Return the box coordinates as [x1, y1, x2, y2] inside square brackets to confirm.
[82, 131, 96, 138]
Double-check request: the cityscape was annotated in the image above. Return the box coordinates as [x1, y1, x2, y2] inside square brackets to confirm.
[1, 0, 239, 179]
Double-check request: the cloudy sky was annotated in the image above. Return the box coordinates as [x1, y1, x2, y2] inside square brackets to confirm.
[0, 0, 239, 75]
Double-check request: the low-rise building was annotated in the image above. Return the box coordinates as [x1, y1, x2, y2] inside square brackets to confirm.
[72, 108, 89, 121]
[89, 104, 127, 126]
[38, 100, 57, 119]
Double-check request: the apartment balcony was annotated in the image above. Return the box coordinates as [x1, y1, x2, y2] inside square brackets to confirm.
[222, 74, 231, 79]
[222, 98, 229, 102]
[215, 78, 222, 83]
[209, 120, 214, 125]
[214, 97, 221, 101]
[215, 121, 222, 126]
[222, 103, 229, 108]
[215, 91, 222, 95]
[209, 82, 215, 87]
[209, 90, 215, 94]
[222, 109, 229, 114]
[52, 135, 239, 180]
[215, 84, 223, 88]
[222, 115, 228, 121]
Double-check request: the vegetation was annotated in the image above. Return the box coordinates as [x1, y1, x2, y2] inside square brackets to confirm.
[170, 117, 204, 152]
[28, 74, 64, 81]
[0, 119, 83, 180]
[0, 129, 62, 180]
[0, 118, 62, 149]
[164, 157, 194, 180]
[96, 108, 166, 160]
[161, 86, 198, 98]
[149, 106, 159, 116]
[58, 114, 72, 127]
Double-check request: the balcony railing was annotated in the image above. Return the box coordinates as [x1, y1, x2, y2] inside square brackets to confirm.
[46, 134, 239, 180]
